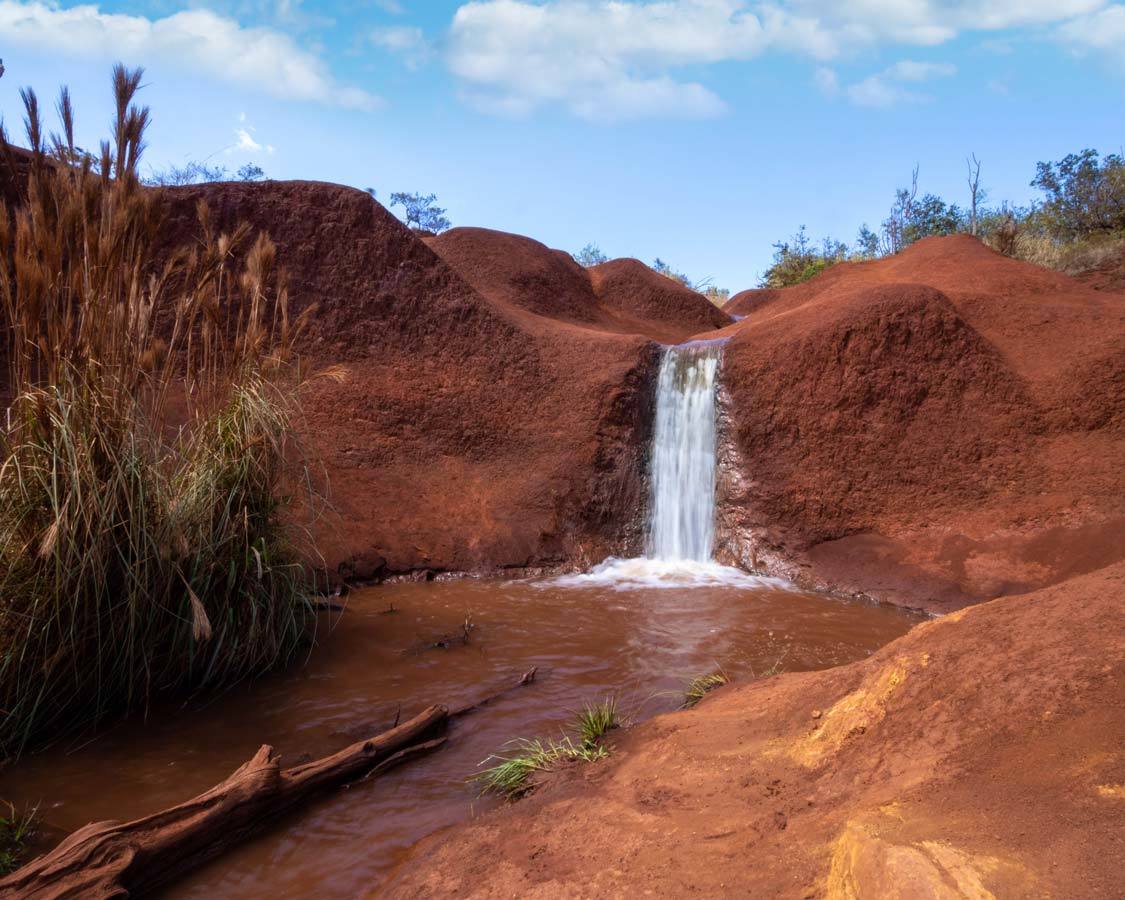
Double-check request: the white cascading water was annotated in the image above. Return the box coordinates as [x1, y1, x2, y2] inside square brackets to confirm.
[647, 343, 721, 562]
[555, 341, 789, 590]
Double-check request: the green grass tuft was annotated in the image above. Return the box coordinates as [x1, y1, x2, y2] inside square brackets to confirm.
[683, 671, 730, 708]
[474, 696, 620, 800]
[575, 696, 619, 745]
[473, 736, 608, 800]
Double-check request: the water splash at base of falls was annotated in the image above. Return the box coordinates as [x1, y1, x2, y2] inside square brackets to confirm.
[551, 556, 791, 590]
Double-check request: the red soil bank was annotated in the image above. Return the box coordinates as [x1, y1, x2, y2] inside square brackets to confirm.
[586, 257, 732, 340]
[714, 235, 1125, 611]
[383, 563, 1125, 899]
[156, 188, 729, 582]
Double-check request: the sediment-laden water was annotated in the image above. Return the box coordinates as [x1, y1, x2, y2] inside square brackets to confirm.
[0, 579, 920, 897]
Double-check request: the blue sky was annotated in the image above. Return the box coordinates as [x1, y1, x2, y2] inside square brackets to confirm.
[1, 0, 1123, 290]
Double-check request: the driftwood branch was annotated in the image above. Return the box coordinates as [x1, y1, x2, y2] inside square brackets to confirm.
[0, 704, 448, 899]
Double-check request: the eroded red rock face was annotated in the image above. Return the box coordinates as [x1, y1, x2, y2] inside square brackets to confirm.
[85, 186, 1125, 604]
[6, 168, 1121, 607]
[713, 235, 1125, 611]
[424, 228, 731, 342]
[157, 188, 731, 583]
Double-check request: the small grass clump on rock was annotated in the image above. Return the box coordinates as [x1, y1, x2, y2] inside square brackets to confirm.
[0, 66, 324, 758]
[474, 736, 608, 800]
[682, 671, 730, 708]
[474, 697, 620, 800]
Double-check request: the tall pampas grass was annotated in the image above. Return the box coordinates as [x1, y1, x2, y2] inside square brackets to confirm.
[0, 65, 321, 757]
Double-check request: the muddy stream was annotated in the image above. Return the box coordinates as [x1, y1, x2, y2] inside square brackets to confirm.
[0, 576, 920, 896]
[2, 343, 923, 895]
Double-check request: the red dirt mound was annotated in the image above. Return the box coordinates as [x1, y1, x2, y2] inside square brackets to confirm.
[723, 286, 785, 316]
[383, 562, 1125, 899]
[587, 258, 731, 340]
[426, 229, 729, 343]
[422, 227, 603, 326]
[155, 185, 673, 582]
[715, 235, 1125, 611]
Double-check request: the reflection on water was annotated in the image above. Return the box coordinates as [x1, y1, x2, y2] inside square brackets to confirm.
[0, 578, 921, 898]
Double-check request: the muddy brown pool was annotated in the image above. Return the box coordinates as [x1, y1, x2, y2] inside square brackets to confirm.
[0, 576, 921, 897]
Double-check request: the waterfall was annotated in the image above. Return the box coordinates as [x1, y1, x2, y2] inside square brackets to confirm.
[551, 339, 790, 590]
[647, 343, 721, 562]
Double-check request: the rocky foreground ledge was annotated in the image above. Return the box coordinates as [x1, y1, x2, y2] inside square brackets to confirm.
[382, 562, 1124, 898]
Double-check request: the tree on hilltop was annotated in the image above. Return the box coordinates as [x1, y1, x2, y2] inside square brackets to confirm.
[390, 192, 451, 233]
[573, 243, 608, 267]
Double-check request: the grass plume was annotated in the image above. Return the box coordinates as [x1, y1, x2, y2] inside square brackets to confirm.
[0, 65, 322, 757]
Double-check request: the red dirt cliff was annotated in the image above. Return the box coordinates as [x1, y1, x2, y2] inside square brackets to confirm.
[714, 235, 1124, 611]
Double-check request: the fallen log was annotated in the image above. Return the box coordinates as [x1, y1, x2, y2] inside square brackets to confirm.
[0, 704, 448, 899]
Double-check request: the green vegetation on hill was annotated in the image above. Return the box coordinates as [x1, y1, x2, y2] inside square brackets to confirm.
[761, 149, 1125, 288]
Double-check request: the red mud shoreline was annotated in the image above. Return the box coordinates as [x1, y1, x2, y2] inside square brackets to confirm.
[382, 563, 1125, 899]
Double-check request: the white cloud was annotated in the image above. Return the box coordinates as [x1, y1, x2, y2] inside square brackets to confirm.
[448, 0, 763, 120]
[0, 0, 378, 110]
[234, 128, 263, 152]
[227, 118, 276, 155]
[845, 58, 957, 107]
[445, 0, 1112, 119]
[786, 0, 1107, 45]
[885, 60, 957, 81]
[979, 38, 1016, 54]
[372, 25, 426, 51]
[1059, 4, 1125, 59]
[371, 24, 432, 68]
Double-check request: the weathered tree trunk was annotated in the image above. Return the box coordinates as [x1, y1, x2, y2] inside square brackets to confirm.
[0, 704, 448, 899]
